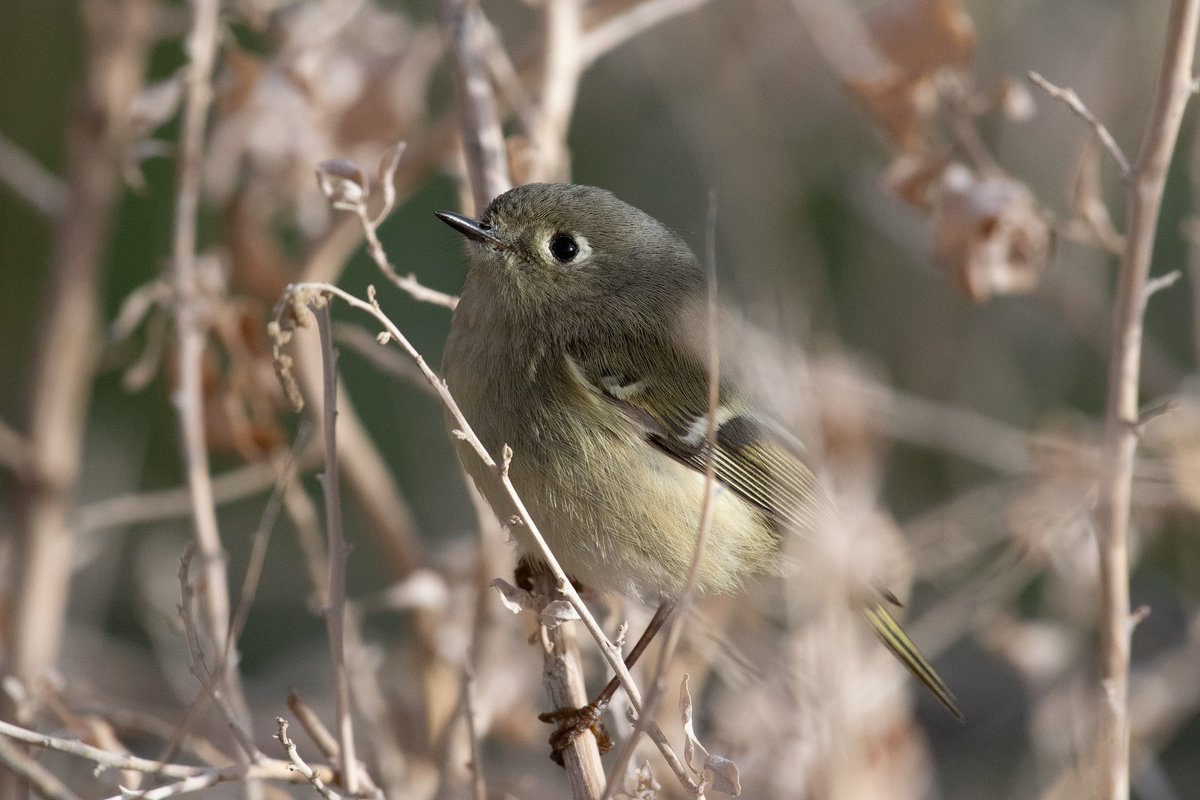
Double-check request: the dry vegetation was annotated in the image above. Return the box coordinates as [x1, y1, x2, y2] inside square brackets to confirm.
[1, 1, 1199, 798]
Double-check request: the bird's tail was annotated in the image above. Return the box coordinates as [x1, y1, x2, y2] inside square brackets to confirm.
[864, 603, 963, 720]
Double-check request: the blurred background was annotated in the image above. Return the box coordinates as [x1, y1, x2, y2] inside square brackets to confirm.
[1, 0, 1199, 797]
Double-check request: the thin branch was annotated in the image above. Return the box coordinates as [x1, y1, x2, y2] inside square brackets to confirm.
[177, 549, 263, 764]
[330, 146, 459, 310]
[168, 0, 255, 750]
[529, 0, 584, 183]
[580, 0, 715, 67]
[461, 664, 488, 800]
[1028, 71, 1133, 180]
[1094, 4, 1199, 800]
[1142, 268, 1183, 308]
[227, 427, 311, 647]
[76, 451, 318, 533]
[275, 718, 343, 800]
[0, 719, 333, 785]
[439, 0, 512, 213]
[311, 302, 360, 795]
[333, 322, 438, 395]
[0, 734, 82, 800]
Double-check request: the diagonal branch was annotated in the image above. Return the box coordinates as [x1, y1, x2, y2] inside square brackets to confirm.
[1028, 71, 1132, 180]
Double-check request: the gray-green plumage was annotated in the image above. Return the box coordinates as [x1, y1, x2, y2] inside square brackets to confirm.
[439, 183, 960, 719]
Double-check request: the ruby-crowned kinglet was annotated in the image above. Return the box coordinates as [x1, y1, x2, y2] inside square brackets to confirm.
[437, 183, 960, 720]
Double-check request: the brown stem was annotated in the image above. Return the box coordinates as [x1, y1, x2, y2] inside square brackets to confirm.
[311, 303, 360, 795]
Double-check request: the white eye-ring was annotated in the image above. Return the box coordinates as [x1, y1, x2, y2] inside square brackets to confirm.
[546, 232, 591, 264]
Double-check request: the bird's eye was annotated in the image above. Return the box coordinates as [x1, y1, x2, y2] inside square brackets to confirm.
[548, 234, 579, 263]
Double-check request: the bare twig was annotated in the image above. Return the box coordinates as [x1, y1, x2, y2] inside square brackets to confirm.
[0, 130, 68, 217]
[0, 718, 334, 785]
[1094, 4, 1199, 799]
[1028, 71, 1133, 180]
[311, 302, 360, 795]
[76, 450, 319, 533]
[227, 428, 311, 647]
[1142, 268, 1183, 307]
[177, 549, 263, 764]
[580, 0, 715, 67]
[287, 690, 340, 761]
[333, 322, 439, 394]
[530, 0, 584, 183]
[275, 718, 343, 800]
[461, 664, 488, 800]
[0, 734, 82, 800]
[439, 0, 512, 212]
[167, 0, 256, 751]
[321, 145, 459, 310]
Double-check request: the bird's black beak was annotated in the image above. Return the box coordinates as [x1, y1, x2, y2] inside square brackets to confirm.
[436, 210, 508, 250]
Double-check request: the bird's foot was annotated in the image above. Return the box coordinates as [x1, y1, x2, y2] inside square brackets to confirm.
[538, 701, 613, 766]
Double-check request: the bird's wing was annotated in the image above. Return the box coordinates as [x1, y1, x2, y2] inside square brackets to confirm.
[563, 333, 962, 719]
[563, 333, 829, 538]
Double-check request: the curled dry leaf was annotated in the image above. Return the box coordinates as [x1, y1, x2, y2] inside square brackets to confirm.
[932, 165, 1053, 301]
[490, 578, 537, 615]
[316, 158, 368, 208]
[680, 674, 742, 796]
[539, 600, 581, 629]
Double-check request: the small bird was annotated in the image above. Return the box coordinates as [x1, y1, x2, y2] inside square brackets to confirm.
[437, 183, 960, 743]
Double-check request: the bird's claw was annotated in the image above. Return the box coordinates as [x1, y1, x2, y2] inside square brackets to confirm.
[538, 701, 613, 766]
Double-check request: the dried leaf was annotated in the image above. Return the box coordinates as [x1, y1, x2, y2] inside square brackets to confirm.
[679, 674, 742, 796]
[490, 578, 536, 614]
[316, 158, 367, 208]
[932, 165, 1053, 301]
[680, 674, 701, 776]
[867, 0, 975, 77]
[539, 600, 581, 629]
[703, 754, 742, 797]
[374, 141, 406, 223]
